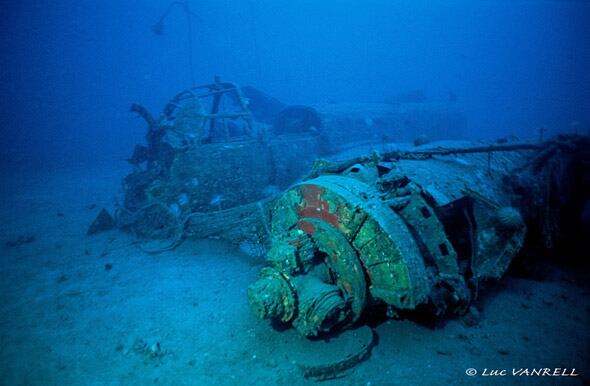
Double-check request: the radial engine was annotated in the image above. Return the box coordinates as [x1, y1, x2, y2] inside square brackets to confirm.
[248, 142, 580, 336]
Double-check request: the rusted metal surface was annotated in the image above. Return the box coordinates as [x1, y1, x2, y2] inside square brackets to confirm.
[119, 79, 323, 245]
[248, 148, 533, 336]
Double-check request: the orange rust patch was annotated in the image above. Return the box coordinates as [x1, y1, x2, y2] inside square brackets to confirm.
[287, 239, 302, 246]
[297, 184, 341, 229]
[298, 220, 317, 236]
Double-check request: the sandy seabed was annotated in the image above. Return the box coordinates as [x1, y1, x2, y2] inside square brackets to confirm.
[1, 164, 588, 386]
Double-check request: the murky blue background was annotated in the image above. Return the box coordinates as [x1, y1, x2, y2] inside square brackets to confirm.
[2, 0, 589, 171]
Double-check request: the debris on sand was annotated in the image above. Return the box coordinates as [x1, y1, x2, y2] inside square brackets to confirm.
[87, 208, 116, 235]
[131, 339, 170, 365]
[462, 306, 481, 327]
[5, 234, 36, 248]
[298, 327, 377, 381]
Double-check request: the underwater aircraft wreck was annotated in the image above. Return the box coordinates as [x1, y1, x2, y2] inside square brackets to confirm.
[247, 134, 589, 335]
[118, 78, 323, 249]
[112, 79, 588, 378]
[243, 134, 588, 379]
[117, 78, 466, 251]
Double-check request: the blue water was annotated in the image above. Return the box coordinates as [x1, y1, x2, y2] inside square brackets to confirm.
[2, 0, 589, 173]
